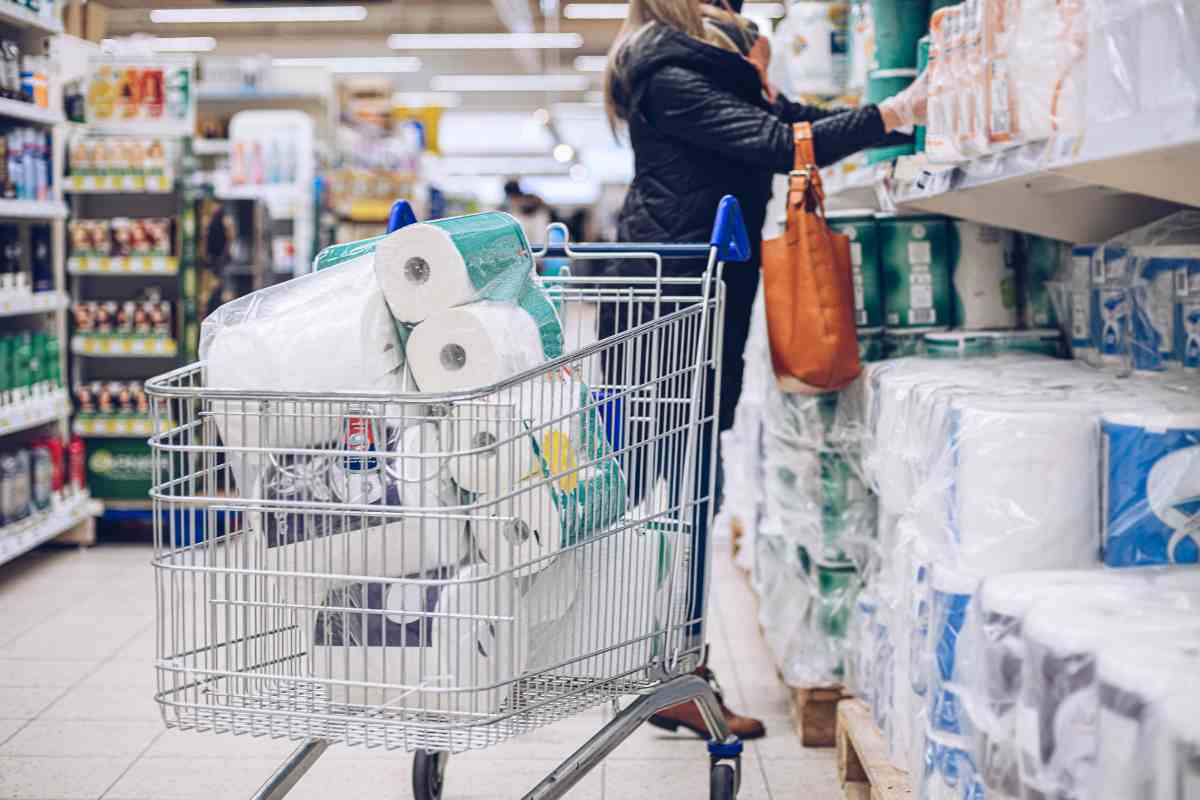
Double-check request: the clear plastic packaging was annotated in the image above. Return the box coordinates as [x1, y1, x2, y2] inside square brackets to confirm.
[1012, 0, 1086, 142]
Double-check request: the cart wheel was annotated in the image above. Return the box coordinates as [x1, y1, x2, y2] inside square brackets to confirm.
[710, 762, 737, 799]
[413, 750, 448, 800]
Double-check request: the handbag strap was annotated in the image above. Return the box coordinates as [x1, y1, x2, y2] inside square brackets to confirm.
[787, 122, 826, 214]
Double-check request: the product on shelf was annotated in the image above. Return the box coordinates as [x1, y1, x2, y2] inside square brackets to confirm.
[86, 63, 191, 125]
[73, 379, 149, 418]
[72, 291, 173, 339]
[0, 126, 51, 201]
[66, 135, 169, 177]
[18, 55, 49, 109]
[0, 330, 61, 398]
[30, 224, 51, 292]
[69, 217, 173, 259]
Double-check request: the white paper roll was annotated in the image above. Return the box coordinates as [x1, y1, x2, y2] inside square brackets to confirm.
[310, 564, 526, 714]
[374, 223, 480, 324]
[442, 392, 540, 495]
[407, 302, 545, 393]
[473, 481, 564, 578]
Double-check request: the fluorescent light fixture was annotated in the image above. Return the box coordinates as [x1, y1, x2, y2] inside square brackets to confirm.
[101, 35, 216, 52]
[563, 1, 783, 17]
[573, 55, 607, 72]
[439, 156, 568, 174]
[431, 74, 591, 92]
[553, 143, 575, 162]
[387, 33, 582, 50]
[272, 57, 422, 73]
[392, 92, 462, 108]
[150, 5, 367, 23]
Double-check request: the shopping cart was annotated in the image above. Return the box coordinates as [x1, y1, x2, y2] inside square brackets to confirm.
[146, 196, 753, 799]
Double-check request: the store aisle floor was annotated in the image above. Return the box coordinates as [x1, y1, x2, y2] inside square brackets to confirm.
[0, 539, 841, 799]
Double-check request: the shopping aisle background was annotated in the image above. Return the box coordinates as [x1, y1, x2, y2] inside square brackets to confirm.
[0, 538, 839, 799]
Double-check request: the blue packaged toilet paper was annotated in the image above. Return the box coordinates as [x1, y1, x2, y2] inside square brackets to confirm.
[1102, 414, 1200, 566]
[928, 566, 977, 737]
[1131, 255, 1188, 372]
[1090, 246, 1130, 364]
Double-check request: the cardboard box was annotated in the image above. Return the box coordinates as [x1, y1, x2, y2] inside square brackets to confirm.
[83, 1, 109, 43]
[64, 0, 83, 38]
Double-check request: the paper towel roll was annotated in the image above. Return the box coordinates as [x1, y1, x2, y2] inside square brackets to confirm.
[374, 212, 533, 324]
[952, 221, 1019, 330]
[310, 564, 525, 714]
[1101, 412, 1200, 567]
[373, 212, 565, 360]
[407, 302, 546, 393]
[442, 392, 541, 495]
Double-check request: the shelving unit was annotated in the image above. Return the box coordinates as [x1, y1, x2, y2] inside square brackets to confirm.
[64, 53, 198, 523]
[0, 2, 101, 565]
[831, 119, 1198, 243]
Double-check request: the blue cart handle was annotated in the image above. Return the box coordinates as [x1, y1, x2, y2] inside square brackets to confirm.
[388, 194, 752, 262]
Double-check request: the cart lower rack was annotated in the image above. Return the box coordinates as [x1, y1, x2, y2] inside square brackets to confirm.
[146, 198, 752, 799]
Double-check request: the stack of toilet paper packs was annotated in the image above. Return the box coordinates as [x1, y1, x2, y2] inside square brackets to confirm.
[717, 288, 874, 686]
[838, 351, 1200, 800]
[200, 211, 640, 716]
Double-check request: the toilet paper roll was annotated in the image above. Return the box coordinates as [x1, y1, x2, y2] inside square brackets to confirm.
[441, 393, 541, 495]
[1094, 637, 1200, 800]
[310, 563, 526, 714]
[1101, 412, 1200, 567]
[927, 564, 979, 738]
[202, 256, 407, 492]
[951, 221, 1019, 330]
[407, 302, 546, 393]
[473, 483, 564, 578]
[921, 728, 983, 800]
[373, 211, 565, 359]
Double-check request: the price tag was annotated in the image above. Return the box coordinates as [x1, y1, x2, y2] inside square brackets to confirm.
[131, 339, 146, 354]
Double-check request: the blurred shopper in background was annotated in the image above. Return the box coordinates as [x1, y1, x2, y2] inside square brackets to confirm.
[601, 0, 926, 740]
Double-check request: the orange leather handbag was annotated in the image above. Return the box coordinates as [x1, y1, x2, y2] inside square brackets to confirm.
[761, 123, 862, 394]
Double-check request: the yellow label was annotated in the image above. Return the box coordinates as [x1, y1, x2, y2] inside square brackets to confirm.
[540, 430, 579, 493]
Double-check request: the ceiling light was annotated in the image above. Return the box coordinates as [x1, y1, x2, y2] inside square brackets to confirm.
[101, 35, 216, 52]
[438, 156, 568, 175]
[573, 55, 607, 72]
[553, 143, 575, 163]
[388, 33, 582, 50]
[272, 57, 422, 73]
[151, 5, 366, 23]
[562, 1, 783, 17]
[392, 92, 462, 108]
[431, 74, 591, 92]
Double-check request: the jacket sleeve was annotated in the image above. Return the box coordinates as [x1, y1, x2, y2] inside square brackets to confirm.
[641, 65, 892, 169]
[771, 93, 843, 124]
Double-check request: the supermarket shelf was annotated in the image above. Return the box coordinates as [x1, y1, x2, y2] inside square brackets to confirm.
[0, 493, 103, 570]
[64, 174, 175, 194]
[193, 138, 231, 156]
[68, 256, 179, 276]
[0, 389, 70, 438]
[0, 198, 68, 219]
[73, 416, 155, 438]
[0, 96, 63, 126]
[71, 335, 178, 358]
[824, 163, 885, 212]
[0, 290, 68, 317]
[0, 1, 62, 34]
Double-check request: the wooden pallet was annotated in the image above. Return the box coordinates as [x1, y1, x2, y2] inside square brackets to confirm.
[790, 685, 848, 748]
[836, 698, 913, 800]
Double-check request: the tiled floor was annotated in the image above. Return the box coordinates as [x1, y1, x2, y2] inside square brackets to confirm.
[0, 539, 840, 799]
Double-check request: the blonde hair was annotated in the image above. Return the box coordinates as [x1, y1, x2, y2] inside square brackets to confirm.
[603, 0, 750, 132]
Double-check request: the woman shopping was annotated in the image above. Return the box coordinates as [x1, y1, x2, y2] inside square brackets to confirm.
[600, 0, 927, 740]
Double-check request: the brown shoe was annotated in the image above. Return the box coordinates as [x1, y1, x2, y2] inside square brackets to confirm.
[648, 666, 766, 740]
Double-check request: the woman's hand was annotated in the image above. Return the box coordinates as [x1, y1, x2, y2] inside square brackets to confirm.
[879, 70, 928, 133]
[747, 37, 778, 103]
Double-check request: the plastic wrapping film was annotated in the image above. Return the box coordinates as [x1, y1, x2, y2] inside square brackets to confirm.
[1049, 212, 1200, 378]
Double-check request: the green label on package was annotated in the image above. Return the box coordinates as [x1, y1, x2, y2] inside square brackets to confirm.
[878, 216, 953, 329]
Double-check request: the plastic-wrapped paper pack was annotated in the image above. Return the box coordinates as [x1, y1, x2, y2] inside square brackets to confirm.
[1016, 594, 1200, 800]
[920, 727, 986, 800]
[523, 527, 671, 680]
[1136, 0, 1200, 115]
[407, 302, 548, 393]
[1151, 691, 1200, 800]
[847, 591, 879, 707]
[1090, 635, 1200, 800]
[247, 421, 471, 609]
[309, 563, 527, 714]
[925, 563, 981, 739]
[201, 255, 409, 493]
[965, 570, 1147, 800]
[1101, 412, 1200, 567]
[768, 1, 850, 98]
[371, 211, 564, 359]
[1013, 0, 1086, 142]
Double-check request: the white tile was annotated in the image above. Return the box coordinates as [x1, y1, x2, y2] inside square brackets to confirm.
[0, 618, 149, 661]
[746, 715, 836, 762]
[0, 720, 162, 758]
[78, 659, 156, 691]
[760, 754, 844, 799]
[0, 755, 130, 799]
[104, 756, 285, 800]
[439, 756, 604, 799]
[0, 687, 65, 719]
[0, 659, 99, 688]
[0, 718, 27, 744]
[141, 729, 298, 761]
[603, 756, 769, 799]
[39, 686, 161, 722]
